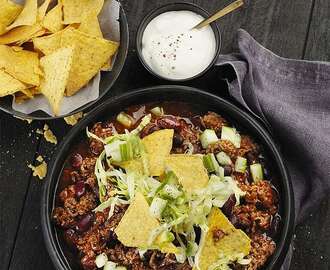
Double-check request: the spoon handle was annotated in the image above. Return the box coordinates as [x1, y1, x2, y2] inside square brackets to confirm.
[193, 0, 244, 30]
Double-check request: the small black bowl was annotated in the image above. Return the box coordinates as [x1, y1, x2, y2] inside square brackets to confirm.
[136, 3, 221, 82]
[0, 5, 129, 120]
[42, 85, 294, 270]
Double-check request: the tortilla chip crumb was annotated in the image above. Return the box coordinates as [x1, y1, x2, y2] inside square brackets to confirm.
[36, 155, 43, 162]
[28, 161, 47, 180]
[64, 111, 83, 126]
[43, 124, 57, 144]
[36, 128, 43, 134]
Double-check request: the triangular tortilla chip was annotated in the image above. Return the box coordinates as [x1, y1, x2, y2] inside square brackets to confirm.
[62, 0, 104, 24]
[37, 0, 52, 21]
[0, 44, 41, 85]
[6, 0, 38, 31]
[195, 208, 251, 270]
[42, 3, 64, 33]
[0, 0, 22, 35]
[60, 28, 119, 95]
[115, 192, 178, 254]
[78, 13, 103, 38]
[142, 129, 174, 176]
[0, 23, 45, 45]
[0, 70, 27, 97]
[165, 154, 209, 192]
[33, 27, 72, 55]
[39, 46, 74, 115]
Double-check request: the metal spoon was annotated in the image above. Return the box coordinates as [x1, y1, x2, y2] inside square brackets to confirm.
[192, 0, 244, 30]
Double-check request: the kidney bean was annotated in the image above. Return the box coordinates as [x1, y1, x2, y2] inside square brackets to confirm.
[64, 228, 77, 248]
[71, 153, 83, 168]
[173, 133, 184, 147]
[76, 213, 94, 233]
[222, 194, 236, 217]
[157, 116, 181, 130]
[224, 165, 232, 176]
[74, 181, 86, 198]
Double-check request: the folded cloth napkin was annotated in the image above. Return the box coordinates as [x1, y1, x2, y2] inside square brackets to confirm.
[216, 29, 330, 269]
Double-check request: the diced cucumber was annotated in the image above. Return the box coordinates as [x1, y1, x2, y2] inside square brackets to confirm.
[116, 112, 133, 127]
[95, 253, 108, 268]
[150, 106, 164, 116]
[149, 197, 167, 219]
[250, 163, 264, 182]
[200, 129, 218, 148]
[221, 126, 241, 148]
[235, 156, 247, 173]
[216, 151, 232, 165]
[103, 261, 117, 270]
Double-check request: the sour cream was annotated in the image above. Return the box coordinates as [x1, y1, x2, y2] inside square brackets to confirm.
[141, 11, 217, 80]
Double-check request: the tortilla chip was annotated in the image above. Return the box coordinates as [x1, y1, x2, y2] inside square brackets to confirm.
[165, 154, 208, 192]
[42, 3, 64, 33]
[78, 13, 103, 38]
[0, 70, 27, 97]
[0, 23, 45, 45]
[62, 0, 104, 24]
[60, 28, 119, 95]
[115, 192, 178, 254]
[0, 45, 41, 85]
[63, 111, 83, 126]
[39, 46, 74, 115]
[33, 27, 71, 55]
[142, 129, 174, 176]
[195, 208, 251, 270]
[119, 159, 145, 175]
[0, 0, 22, 35]
[6, 0, 38, 31]
[14, 87, 40, 103]
[38, 0, 52, 21]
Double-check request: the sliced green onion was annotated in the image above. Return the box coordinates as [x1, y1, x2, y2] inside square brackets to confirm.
[235, 157, 247, 173]
[159, 184, 182, 199]
[186, 241, 198, 257]
[116, 112, 133, 127]
[150, 106, 164, 116]
[95, 253, 108, 268]
[250, 163, 264, 182]
[158, 231, 175, 243]
[119, 142, 133, 161]
[203, 153, 218, 172]
[149, 197, 167, 219]
[200, 129, 218, 148]
[216, 151, 232, 165]
[131, 114, 152, 135]
[221, 126, 241, 148]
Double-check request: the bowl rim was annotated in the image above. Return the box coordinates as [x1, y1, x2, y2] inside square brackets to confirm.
[0, 5, 129, 121]
[41, 85, 295, 270]
[135, 2, 222, 82]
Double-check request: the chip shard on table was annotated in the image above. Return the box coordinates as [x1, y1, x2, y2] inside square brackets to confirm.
[43, 124, 57, 144]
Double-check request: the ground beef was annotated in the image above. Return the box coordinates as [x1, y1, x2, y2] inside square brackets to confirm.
[237, 135, 259, 158]
[89, 122, 116, 155]
[80, 157, 97, 179]
[246, 234, 276, 270]
[202, 112, 228, 136]
[206, 139, 238, 160]
[53, 207, 76, 228]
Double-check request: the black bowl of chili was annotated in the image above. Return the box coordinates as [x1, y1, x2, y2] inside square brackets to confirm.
[42, 85, 294, 270]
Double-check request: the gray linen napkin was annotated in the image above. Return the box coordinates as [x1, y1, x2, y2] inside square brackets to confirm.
[216, 29, 330, 269]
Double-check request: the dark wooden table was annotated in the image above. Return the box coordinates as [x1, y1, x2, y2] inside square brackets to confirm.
[1, 0, 329, 269]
